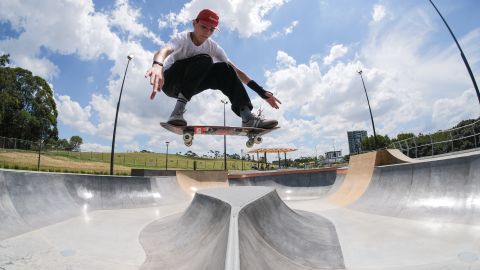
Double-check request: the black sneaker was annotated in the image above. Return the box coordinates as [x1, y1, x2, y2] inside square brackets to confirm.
[167, 110, 187, 126]
[242, 116, 278, 129]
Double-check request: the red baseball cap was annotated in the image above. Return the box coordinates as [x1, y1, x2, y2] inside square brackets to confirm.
[196, 9, 219, 29]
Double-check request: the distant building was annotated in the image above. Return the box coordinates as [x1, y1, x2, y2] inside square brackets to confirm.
[325, 150, 342, 163]
[347, 130, 368, 154]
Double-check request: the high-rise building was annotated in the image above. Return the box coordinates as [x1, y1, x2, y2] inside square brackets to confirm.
[347, 130, 368, 154]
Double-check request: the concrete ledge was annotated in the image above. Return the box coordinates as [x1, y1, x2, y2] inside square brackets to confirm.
[228, 167, 338, 179]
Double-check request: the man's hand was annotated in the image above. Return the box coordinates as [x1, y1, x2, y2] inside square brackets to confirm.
[264, 91, 281, 109]
[144, 66, 164, 100]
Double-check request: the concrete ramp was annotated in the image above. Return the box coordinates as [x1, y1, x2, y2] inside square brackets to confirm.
[326, 168, 346, 196]
[326, 150, 422, 207]
[326, 151, 378, 206]
[380, 149, 419, 163]
[0, 169, 188, 240]
[350, 152, 480, 225]
[229, 169, 337, 200]
[176, 170, 228, 196]
[139, 187, 345, 270]
[140, 193, 231, 270]
[238, 189, 345, 269]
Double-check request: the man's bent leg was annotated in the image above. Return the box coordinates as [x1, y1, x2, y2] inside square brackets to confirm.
[167, 93, 188, 126]
[200, 62, 278, 129]
[163, 54, 214, 126]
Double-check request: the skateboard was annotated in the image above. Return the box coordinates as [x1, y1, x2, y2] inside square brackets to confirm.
[160, 122, 279, 148]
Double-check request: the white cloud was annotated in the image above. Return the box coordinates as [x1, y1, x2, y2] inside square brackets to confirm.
[361, 8, 479, 135]
[432, 90, 478, 128]
[284, 20, 299, 34]
[323, 44, 348, 65]
[269, 20, 299, 39]
[263, 11, 480, 155]
[81, 143, 111, 152]
[0, 0, 120, 78]
[2, 1, 479, 158]
[163, 0, 289, 37]
[371, 4, 386, 23]
[56, 95, 97, 134]
[276, 50, 296, 67]
[0, 0, 291, 154]
[0, 0, 172, 144]
[109, 0, 163, 45]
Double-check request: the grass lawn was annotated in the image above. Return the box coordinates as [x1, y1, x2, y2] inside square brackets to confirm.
[0, 150, 265, 175]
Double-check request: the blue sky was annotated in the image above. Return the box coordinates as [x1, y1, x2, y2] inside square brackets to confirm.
[1, 0, 479, 158]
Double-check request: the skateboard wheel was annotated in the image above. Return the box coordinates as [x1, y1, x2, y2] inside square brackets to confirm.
[246, 139, 254, 148]
[254, 136, 263, 144]
[183, 133, 193, 143]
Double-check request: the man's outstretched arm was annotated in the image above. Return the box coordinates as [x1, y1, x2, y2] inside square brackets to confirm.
[229, 61, 282, 109]
[145, 46, 173, 100]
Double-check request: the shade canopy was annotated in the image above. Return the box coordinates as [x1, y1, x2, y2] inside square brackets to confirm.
[248, 148, 297, 154]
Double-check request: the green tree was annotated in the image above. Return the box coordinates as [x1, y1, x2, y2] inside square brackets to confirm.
[56, 138, 70, 150]
[393, 133, 415, 142]
[0, 54, 10, 66]
[185, 150, 198, 157]
[69, 136, 83, 152]
[361, 134, 391, 151]
[0, 54, 58, 142]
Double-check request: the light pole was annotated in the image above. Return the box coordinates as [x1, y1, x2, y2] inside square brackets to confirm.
[241, 149, 244, 171]
[221, 99, 229, 170]
[358, 70, 378, 149]
[110, 54, 134, 175]
[165, 141, 169, 171]
[429, 0, 480, 106]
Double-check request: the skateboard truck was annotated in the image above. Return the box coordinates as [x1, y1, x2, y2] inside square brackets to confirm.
[246, 135, 263, 148]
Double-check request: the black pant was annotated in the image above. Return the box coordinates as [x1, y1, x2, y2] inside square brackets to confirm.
[163, 54, 253, 116]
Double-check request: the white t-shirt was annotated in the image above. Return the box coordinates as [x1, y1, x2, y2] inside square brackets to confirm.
[163, 31, 229, 70]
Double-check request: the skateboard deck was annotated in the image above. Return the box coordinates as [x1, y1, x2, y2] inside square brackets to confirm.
[160, 122, 279, 147]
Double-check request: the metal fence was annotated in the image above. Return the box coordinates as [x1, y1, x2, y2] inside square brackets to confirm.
[388, 120, 480, 158]
[0, 136, 260, 173]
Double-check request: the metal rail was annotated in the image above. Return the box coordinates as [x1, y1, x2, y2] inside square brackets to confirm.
[388, 120, 480, 158]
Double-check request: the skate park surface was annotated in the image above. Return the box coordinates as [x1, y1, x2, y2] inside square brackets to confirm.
[0, 149, 479, 269]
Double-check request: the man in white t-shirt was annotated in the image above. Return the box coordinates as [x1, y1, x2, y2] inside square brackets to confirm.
[145, 9, 281, 129]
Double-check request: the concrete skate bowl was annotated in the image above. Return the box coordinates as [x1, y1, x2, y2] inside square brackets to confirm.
[140, 187, 345, 270]
[229, 168, 343, 200]
[0, 169, 190, 240]
[2, 148, 480, 270]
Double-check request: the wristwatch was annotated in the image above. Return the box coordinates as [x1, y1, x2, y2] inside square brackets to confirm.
[152, 60, 163, 67]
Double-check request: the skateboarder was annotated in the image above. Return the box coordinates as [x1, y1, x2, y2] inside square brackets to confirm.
[145, 9, 281, 128]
